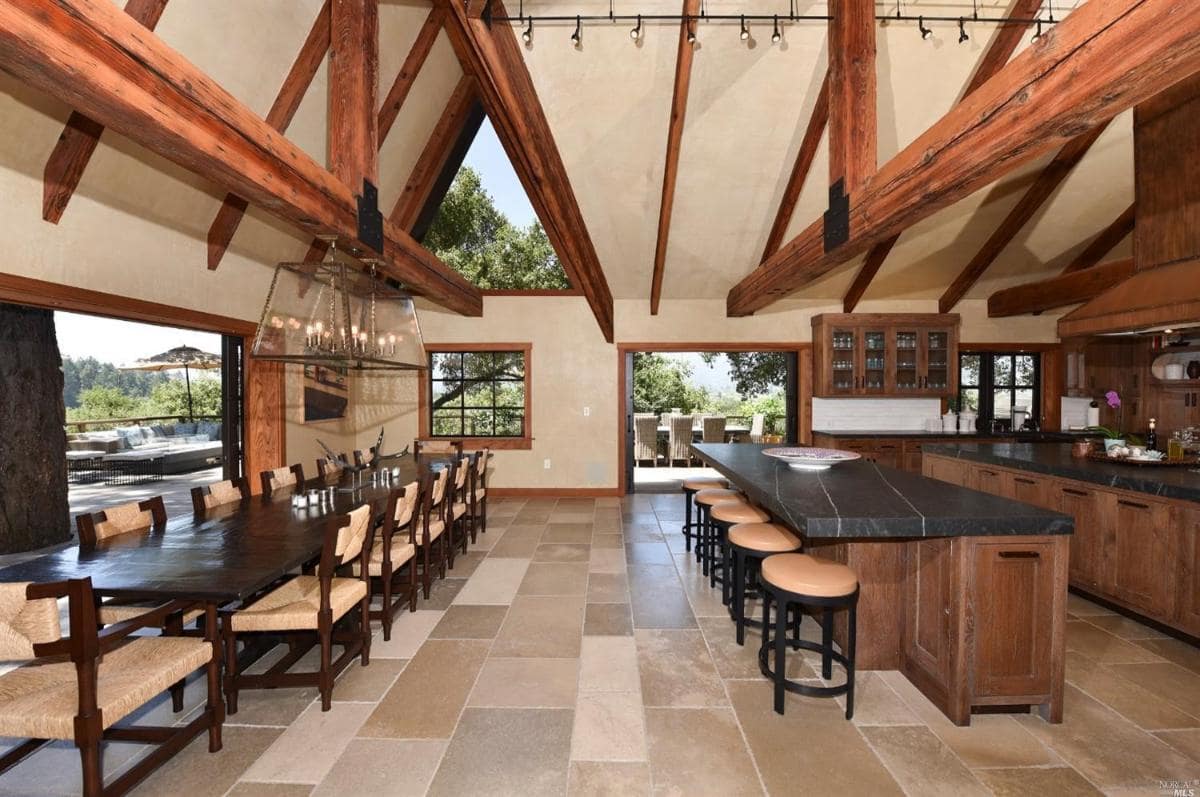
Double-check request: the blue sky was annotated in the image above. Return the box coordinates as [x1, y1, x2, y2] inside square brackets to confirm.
[462, 118, 538, 229]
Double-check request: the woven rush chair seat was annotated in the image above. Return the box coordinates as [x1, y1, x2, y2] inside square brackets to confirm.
[761, 553, 858, 598]
[0, 636, 211, 740]
[682, 477, 728, 491]
[230, 575, 367, 632]
[368, 540, 416, 577]
[694, 488, 743, 507]
[711, 502, 771, 525]
[98, 602, 204, 625]
[728, 522, 802, 553]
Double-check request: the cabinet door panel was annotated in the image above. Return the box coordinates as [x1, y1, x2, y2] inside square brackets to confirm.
[970, 466, 1007, 497]
[1056, 483, 1107, 592]
[1176, 508, 1200, 635]
[828, 325, 859, 395]
[923, 455, 966, 486]
[922, 329, 953, 393]
[905, 538, 954, 686]
[1006, 472, 1050, 509]
[1109, 496, 1175, 618]
[971, 540, 1056, 698]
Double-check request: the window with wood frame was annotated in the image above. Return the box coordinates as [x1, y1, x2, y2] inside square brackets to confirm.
[424, 345, 531, 447]
[959, 351, 1041, 428]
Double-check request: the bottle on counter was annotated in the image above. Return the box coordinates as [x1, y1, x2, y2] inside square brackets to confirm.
[1146, 418, 1158, 451]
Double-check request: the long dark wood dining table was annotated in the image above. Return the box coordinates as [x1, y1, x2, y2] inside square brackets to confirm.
[0, 453, 451, 606]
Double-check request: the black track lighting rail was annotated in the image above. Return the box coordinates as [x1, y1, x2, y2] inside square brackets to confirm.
[488, 11, 1054, 27]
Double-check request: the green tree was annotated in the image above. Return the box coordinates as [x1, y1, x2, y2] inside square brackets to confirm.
[700, 352, 788, 398]
[67, 386, 147, 422]
[633, 353, 707, 414]
[61, 356, 167, 408]
[424, 167, 570, 290]
[146, 377, 222, 418]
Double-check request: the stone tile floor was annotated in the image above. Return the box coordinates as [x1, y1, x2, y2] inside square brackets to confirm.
[2, 493, 1199, 795]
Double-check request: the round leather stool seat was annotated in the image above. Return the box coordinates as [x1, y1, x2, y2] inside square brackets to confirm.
[761, 553, 858, 598]
[728, 522, 801, 553]
[682, 477, 729, 492]
[694, 488, 743, 507]
[711, 502, 771, 525]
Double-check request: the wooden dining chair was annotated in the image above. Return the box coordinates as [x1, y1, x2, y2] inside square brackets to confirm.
[415, 467, 451, 597]
[466, 448, 491, 542]
[76, 496, 167, 546]
[259, 463, 305, 497]
[447, 455, 472, 559]
[414, 439, 463, 458]
[316, 454, 348, 480]
[0, 578, 222, 797]
[221, 504, 373, 712]
[353, 449, 370, 468]
[190, 477, 250, 515]
[367, 482, 421, 639]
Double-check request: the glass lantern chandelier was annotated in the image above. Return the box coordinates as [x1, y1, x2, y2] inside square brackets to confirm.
[252, 240, 427, 370]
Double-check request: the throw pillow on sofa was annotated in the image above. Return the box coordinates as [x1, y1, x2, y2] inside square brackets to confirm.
[175, 422, 198, 436]
[197, 421, 221, 441]
[116, 426, 145, 447]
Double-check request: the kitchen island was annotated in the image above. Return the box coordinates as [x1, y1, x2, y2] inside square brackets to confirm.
[691, 442, 1073, 726]
[923, 443, 1200, 639]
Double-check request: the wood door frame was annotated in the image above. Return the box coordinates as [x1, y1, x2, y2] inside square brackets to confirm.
[616, 341, 813, 496]
[0, 271, 285, 492]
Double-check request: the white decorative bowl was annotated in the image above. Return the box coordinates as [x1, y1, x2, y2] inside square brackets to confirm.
[762, 447, 862, 471]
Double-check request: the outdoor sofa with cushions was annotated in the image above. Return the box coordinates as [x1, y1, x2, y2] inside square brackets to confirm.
[66, 422, 224, 474]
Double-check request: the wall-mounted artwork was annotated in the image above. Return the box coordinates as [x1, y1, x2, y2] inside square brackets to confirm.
[303, 365, 348, 422]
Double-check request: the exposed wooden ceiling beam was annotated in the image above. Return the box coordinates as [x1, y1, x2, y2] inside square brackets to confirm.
[206, 0, 330, 270]
[389, 76, 478, 233]
[2, 0, 480, 315]
[827, 0, 876, 195]
[41, 0, 169, 224]
[441, 0, 614, 341]
[988, 257, 1135, 316]
[1061, 202, 1136, 274]
[760, 72, 828, 263]
[649, 0, 701, 316]
[727, 0, 1199, 317]
[378, 8, 444, 142]
[328, 0, 378, 189]
[937, 120, 1110, 313]
[841, 0, 1043, 312]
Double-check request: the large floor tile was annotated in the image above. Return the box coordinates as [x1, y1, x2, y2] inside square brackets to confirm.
[226, 784, 313, 797]
[1155, 728, 1200, 763]
[587, 572, 629, 602]
[468, 658, 580, 708]
[518, 562, 590, 596]
[1065, 620, 1165, 664]
[644, 707, 762, 796]
[488, 526, 546, 558]
[127, 726, 283, 797]
[1067, 592, 1116, 616]
[332, 657, 406, 703]
[241, 702, 373, 784]
[628, 564, 696, 629]
[974, 766, 1102, 797]
[860, 725, 989, 797]
[452, 557, 530, 605]
[591, 533, 624, 549]
[534, 543, 592, 563]
[1015, 684, 1200, 789]
[584, 602, 634, 636]
[696, 615, 811, 681]
[571, 692, 646, 762]
[1082, 613, 1170, 640]
[427, 708, 573, 796]
[635, 628, 727, 707]
[1066, 651, 1199, 730]
[544, 523, 594, 544]
[311, 739, 446, 797]
[369, 609, 444, 659]
[428, 604, 509, 639]
[418, 577, 468, 610]
[1105, 661, 1200, 719]
[727, 680, 902, 797]
[567, 761, 652, 796]
[580, 636, 640, 693]
[1133, 636, 1200, 676]
[358, 639, 490, 739]
[492, 595, 586, 658]
[588, 548, 628, 573]
[625, 543, 673, 565]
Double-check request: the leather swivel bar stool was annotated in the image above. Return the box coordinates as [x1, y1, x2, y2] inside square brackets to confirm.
[726, 522, 803, 644]
[708, 502, 771, 602]
[758, 553, 859, 718]
[692, 488, 744, 578]
[679, 477, 728, 556]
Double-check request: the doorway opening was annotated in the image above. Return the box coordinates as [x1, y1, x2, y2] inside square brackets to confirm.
[621, 347, 799, 494]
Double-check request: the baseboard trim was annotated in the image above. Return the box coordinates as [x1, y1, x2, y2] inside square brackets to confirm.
[488, 487, 622, 497]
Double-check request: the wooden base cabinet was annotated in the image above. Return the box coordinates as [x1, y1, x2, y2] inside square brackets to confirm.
[1056, 483, 1105, 592]
[1108, 495, 1176, 619]
[1177, 508, 1200, 636]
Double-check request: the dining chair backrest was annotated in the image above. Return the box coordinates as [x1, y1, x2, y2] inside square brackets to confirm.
[316, 454, 347, 480]
[0, 581, 62, 661]
[320, 504, 373, 580]
[77, 496, 166, 546]
[191, 478, 249, 514]
[668, 415, 694, 462]
[702, 415, 727, 443]
[390, 480, 420, 530]
[473, 449, 491, 498]
[414, 439, 463, 458]
[634, 415, 658, 462]
[428, 467, 450, 510]
[261, 463, 305, 496]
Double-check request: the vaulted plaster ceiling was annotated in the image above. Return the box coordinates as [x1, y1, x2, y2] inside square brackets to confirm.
[0, 0, 1124, 321]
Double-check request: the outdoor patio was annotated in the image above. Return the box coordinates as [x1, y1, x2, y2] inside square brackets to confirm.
[632, 463, 725, 493]
[68, 464, 222, 522]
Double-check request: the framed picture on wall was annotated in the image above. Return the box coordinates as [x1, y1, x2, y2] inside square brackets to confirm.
[303, 365, 348, 422]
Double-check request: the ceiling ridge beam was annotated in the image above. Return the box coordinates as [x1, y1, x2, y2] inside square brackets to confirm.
[3, 0, 480, 315]
[726, 0, 1198, 317]
[389, 75, 479, 233]
[937, 119, 1110, 313]
[1060, 202, 1135, 274]
[206, 0, 331, 270]
[649, 0, 700, 316]
[761, 72, 829, 264]
[41, 0, 169, 224]
[441, 0, 614, 341]
[987, 256, 1135, 316]
[842, 0, 1043, 312]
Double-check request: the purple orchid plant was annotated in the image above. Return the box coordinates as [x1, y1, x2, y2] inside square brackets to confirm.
[1088, 391, 1127, 440]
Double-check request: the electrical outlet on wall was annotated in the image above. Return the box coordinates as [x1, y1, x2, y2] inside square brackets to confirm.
[543, 458, 551, 469]
[583, 406, 590, 417]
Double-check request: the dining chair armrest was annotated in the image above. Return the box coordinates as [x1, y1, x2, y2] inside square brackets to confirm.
[96, 599, 202, 651]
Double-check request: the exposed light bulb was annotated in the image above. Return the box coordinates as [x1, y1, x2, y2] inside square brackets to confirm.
[521, 18, 532, 43]
[918, 16, 932, 40]
[958, 17, 969, 43]
[686, 23, 696, 45]
[630, 14, 641, 40]
[771, 15, 781, 44]
[739, 15, 749, 41]
[571, 15, 581, 46]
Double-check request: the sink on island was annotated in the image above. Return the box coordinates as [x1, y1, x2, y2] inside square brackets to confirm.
[691, 442, 1073, 726]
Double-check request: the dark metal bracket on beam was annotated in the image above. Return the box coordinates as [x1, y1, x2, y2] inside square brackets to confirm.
[356, 179, 384, 254]
[824, 179, 849, 253]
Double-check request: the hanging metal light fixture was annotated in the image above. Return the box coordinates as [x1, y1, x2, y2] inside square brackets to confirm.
[252, 239, 427, 370]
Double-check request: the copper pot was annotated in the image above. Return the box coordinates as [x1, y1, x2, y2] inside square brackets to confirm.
[1072, 439, 1094, 458]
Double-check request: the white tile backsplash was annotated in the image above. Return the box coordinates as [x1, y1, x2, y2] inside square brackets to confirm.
[812, 398, 944, 432]
[1060, 396, 1093, 431]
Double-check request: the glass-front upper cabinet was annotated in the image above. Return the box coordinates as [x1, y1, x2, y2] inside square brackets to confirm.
[924, 330, 952, 392]
[827, 325, 858, 395]
[812, 314, 959, 398]
[893, 329, 920, 393]
[861, 328, 888, 394]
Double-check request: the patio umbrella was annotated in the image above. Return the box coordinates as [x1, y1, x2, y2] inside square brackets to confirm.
[120, 345, 221, 422]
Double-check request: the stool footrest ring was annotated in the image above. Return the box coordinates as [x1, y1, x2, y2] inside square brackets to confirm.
[757, 638, 852, 699]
